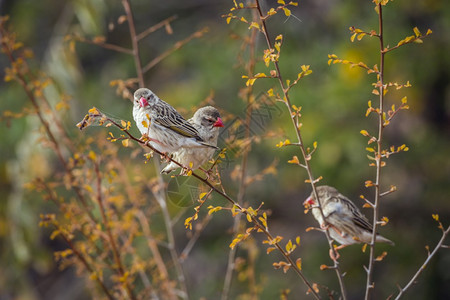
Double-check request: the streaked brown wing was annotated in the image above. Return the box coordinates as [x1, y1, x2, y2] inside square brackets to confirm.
[153, 99, 203, 140]
[339, 195, 373, 233]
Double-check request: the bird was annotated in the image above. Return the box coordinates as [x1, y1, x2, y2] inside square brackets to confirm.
[132, 88, 218, 154]
[161, 106, 224, 175]
[303, 185, 394, 259]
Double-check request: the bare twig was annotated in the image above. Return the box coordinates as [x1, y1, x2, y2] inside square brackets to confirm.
[253, 1, 347, 298]
[120, 1, 190, 298]
[394, 225, 450, 299]
[93, 161, 136, 300]
[142, 27, 209, 73]
[135, 210, 177, 300]
[74, 36, 133, 55]
[149, 159, 190, 300]
[221, 9, 258, 300]
[137, 15, 178, 41]
[57, 229, 114, 300]
[121, 0, 144, 87]
[179, 214, 213, 263]
[365, 4, 385, 300]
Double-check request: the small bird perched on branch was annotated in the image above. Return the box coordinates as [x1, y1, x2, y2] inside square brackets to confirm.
[132, 88, 218, 153]
[304, 185, 394, 259]
[161, 106, 223, 175]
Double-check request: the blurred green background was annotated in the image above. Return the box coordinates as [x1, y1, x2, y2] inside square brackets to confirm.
[1, 0, 449, 299]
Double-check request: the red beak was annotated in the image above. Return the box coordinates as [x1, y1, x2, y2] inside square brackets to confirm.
[139, 97, 149, 108]
[303, 196, 315, 207]
[213, 117, 224, 127]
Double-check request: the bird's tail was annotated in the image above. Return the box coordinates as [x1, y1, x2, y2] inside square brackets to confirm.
[160, 166, 174, 174]
[376, 235, 395, 246]
[198, 141, 219, 149]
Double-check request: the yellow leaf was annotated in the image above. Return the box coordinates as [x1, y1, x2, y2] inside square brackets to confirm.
[360, 130, 369, 136]
[432, 214, 439, 221]
[122, 139, 129, 147]
[88, 107, 100, 115]
[208, 206, 222, 215]
[121, 120, 127, 127]
[88, 151, 96, 161]
[267, 8, 277, 16]
[413, 27, 421, 37]
[296, 236, 300, 245]
[296, 258, 302, 270]
[246, 213, 252, 222]
[288, 156, 300, 164]
[246, 78, 257, 86]
[283, 8, 291, 16]
[199, 192, 208, 200]
[248, 22, 260, 30]
[266, 247, 276, 254]
[375, 251, 387, 261]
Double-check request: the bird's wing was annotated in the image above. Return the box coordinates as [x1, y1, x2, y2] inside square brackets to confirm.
[338, 195, 373, 232]
[153, 100, 203, 140]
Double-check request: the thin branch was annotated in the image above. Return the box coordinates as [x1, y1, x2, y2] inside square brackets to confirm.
[120, 2, 189, 297]
[137, 15, 178, 41]
[149, 159, 190, 300]
[394, 225, 450, 299]
[179, 214, 213, 263]
[93, 162, 136, 300]
[254, 0, 347, 298]
[365, 4, 385, 300]
[74, 36, 133, 55]
[135, 210, 178, 300]
[221, 10, 258, 300]
[121, 0, 144, 87]
[58, 227, 114, 300]
[142, 27, 209, 74]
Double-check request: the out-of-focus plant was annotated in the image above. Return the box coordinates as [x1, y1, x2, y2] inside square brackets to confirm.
[2, 0, 448, 299]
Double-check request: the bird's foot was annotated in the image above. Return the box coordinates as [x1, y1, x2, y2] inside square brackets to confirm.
[329, 244, 347, 261]
[329, 248, 340, 261]
[160, 152, 172, 161]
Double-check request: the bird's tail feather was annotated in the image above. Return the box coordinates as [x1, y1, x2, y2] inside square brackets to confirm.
[376, 235, 395, 246]
[199, 142, 219, 149]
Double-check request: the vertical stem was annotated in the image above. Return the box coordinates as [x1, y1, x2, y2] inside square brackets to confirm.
[94, 162, 136, 300]
[120, 1, 189, 297]
[221, 13, 258, 300]
[365, 4, 384, 300]
[152, 160, 190, 300]
[122, 0, 145, 88]
[254, 1, 347, 298]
